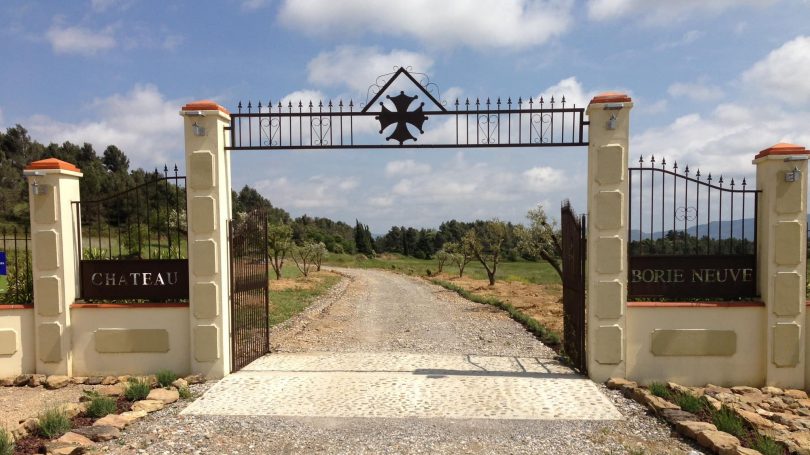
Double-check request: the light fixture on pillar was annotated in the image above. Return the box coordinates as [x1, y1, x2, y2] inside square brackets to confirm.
[29, 171, 49, 195]
[192, 122, 206, 137]
[607, 114, 617, 130]
[784, 166, 801, 183]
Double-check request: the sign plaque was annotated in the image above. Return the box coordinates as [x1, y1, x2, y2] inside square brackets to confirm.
[628, 255, 756, 300]
[80, 259, 189, 300]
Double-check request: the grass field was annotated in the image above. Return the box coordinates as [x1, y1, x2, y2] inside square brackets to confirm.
[322, 253, 561, 285]
[268, 268, 341, 327]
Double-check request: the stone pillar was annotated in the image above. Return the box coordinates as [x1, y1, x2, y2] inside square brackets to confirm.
[181, 100, 233, 379]
[754, 143, 808, 389]
[586, 92, 633, 382]
[23, 158, 83, 376]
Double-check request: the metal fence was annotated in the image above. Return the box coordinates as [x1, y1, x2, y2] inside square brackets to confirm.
[0, 226, 33, 305]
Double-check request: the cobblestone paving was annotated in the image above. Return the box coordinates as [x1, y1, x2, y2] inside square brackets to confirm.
[182, 352, 621, 420]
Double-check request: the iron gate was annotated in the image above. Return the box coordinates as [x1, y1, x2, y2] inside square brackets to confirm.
[229, 209, 270, 372]
[561, 200, 587, 374]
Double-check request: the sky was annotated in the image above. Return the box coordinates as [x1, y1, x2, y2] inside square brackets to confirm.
[2, 0, 810, 233]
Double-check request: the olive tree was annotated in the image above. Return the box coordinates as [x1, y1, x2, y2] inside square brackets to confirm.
[463, 220, 508, 286]
[434, 249, 450, 274]
[313, 241, 327, 271]
[515, 205, 562, 280]
[290, 241, 319, 277]
[444, 241, 473, 278]
[267, 223, 293, 280]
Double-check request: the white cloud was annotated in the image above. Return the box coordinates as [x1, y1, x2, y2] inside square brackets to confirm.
[667, 81, 724, 102]
[742, 35, 810, 105]
[639, 99, 668, 114]
[367, 195, 394, 208]
[46, 24, 117, 55]
[279, 89, 327, 107]
[385, 159, 431, 177]
[308, 46, 434, 95]
[254, 175, 357, 209]
[536, 76, 595, 108]
[0, 107, 5, 129]
[523, 166, 565, 190]
[656, 30, 704, 50]
[280, 0, 573, 50]
[26, 84, 184, 169]
[586, 0, 774, 23]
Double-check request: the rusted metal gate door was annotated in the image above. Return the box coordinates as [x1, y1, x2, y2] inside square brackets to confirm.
[229, 209, 270, 372]
[561, 200, 587, 374]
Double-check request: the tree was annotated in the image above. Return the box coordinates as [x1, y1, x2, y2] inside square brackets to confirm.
[464, 220, 508, 286]
[267, 223, 293, 280]
[434, 249, 450, 275]
[444, 241, 473, 278]
[312, 241, 327, 271]
[290, 241, 318, 277]
[102, 145, 129, 173]
[354, 219, 374, 256]
[515, 205, 562, 280]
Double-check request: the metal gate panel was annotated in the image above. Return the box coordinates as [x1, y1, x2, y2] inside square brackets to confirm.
[229, 209, 270, 372]
[561, 200, 587, 374]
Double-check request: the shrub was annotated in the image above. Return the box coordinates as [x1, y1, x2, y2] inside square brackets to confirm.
[124, 378, 151, 401]
[751, 435, 783, 455]
[672, 392, 705, 414]
[648, 382, 671, 400]
[155, 370, 178, 388]
[178, 387, 192, 400]
[84, 391, 117, 418]
[0, 427, 13, 455]
[37, 407, 71, 439]
[712, 406, 745, 438]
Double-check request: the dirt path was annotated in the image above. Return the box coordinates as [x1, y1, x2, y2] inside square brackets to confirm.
[103, 268, 703, 454]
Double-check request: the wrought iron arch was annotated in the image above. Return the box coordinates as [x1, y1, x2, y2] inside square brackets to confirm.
[225, 67, 589, 151]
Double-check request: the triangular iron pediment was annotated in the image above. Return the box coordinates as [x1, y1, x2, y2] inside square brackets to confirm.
[361, 67, 447, 113]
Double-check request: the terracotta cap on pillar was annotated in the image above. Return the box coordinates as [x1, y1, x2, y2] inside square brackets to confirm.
[24, 158, 81, 173]
[754, 142, 808, 160]
[589, 92, 632, 104]
[182, 100, 230, 115]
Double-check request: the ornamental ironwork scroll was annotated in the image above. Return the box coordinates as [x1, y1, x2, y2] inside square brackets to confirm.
[226, 66, 588, 150]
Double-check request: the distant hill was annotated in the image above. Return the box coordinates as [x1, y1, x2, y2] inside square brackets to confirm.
[630, 215, 810, 241]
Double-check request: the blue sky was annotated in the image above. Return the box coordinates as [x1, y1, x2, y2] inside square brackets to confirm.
[2, 0, 809, 232]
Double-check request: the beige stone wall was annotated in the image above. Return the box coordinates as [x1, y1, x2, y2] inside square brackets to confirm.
[626, 305, 766, 386]
[181, 101, 233, 378]
[70, 305, 190, 376]
[586, 93, 633, 382]
[0, 307, 36, 375]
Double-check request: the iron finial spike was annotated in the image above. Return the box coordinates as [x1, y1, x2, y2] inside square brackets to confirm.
[339, 99, 343, 107]
[650, 155, 655, 164]
[639, 155, 644, 165]
[696, 169, 701, 179]
[247, 101, 251, 109]
[174, 164, 179, 175]
[742, 177, 747, 187]
[507, 97, 512, 106]
[661, 158, 666, 168]
[237, 101, 242, 111]
[475, 98, 480, 106]
[731, 178, 735, 187]
[288, 101, 293, 108]
[719, 176, 724, 185]
[349, 100, 354, 107]
[539, 96, 544, 105]
[673, 161, 678, 172]
[278, 101, 282, 108]
[298, 101, 303, 108]
[465, 98, 470, 106]
[550, 95, 555, 105]
[257, 101, 262, 109]
[163, 164, 169, 174]
[707, 173, 712, 182]
[486, 97, 490, 106]
[685, 165, 689, 175]
[561, 95, 566, 105]
[454, 98, 459, 106]
[496, 97, 501, 105]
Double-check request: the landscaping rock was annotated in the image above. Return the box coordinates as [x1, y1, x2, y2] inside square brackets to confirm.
[98, 383, 125, 397]
[667, 382, 693, 395]
[100, 376, 118, 385]
[85, 376, 103, 385]
[72, 425, 121, 442]
[184, 374, 206, 384]
[723, 447, 761, 455]
[93, 414, 129, 430]
[695, 430, 740, 453]
[705, 395, 723, 411]
[44, 441, 85, 455]
[736, 409, 775, 429]
[634, 389, 680, 413]
[675, 421, 717, 439]
[147, 388, 179, 404]
[171, 378, 189, 389]
[606, 377, 636, 390]
[120, 410, 148, 423]
[785, 389, 809, 400]
[62, 402, 88, 419]
[0, 376, 14, 386]
[659, 409, 698, 423]
[730, 386, 759, 395]
[117, 375, 131, 384]
[45, 375, 71, 389]
[71, 376, 88, 385]
[12, 417, 38, 440]
[57, 431, 95, 447]
[29, 373, 46, 387]
[705, 384, 732, 395]
[13, 373, 32, 386]
[761, 386, 784, 395]
[132, 399, 164, 413]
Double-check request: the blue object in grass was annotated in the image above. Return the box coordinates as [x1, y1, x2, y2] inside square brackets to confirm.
[0, 252, 6, 276]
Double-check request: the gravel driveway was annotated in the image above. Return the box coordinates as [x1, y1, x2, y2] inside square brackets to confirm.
[102, 268, 703, 454]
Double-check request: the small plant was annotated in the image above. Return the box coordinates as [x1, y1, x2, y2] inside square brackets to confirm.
[155, 369, 178, 388]
[0, 427, 14, 455]
[647, 382, 671, 399]
[751, 434, 783, 455]
[672, 392, 705, 414]
[124, 378, 151, 401]
[37, 407, 71, 439]
[712, 406, 745, 438]
[84, 390, 117, 418]
[178, 386, 192, 400]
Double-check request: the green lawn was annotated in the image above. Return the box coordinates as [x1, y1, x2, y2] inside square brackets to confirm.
[322, 253, 561, 285]
[269, 271, 341, 326]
